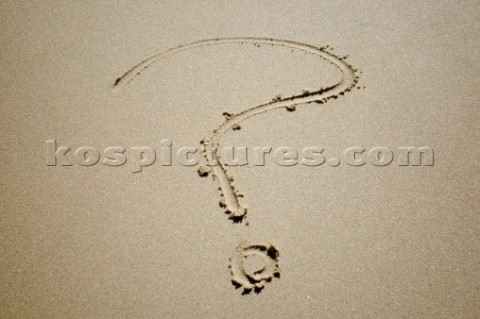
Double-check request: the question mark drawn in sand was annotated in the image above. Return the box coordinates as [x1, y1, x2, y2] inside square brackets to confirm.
[113, 37, 360, 293]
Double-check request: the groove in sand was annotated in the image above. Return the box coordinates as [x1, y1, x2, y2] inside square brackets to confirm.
[113, 37, 360, 223]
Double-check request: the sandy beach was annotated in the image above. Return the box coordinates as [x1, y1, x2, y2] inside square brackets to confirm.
[1, 1, 479, 318]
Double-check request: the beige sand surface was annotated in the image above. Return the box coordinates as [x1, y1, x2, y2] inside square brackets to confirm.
[1, 1, 479, 318]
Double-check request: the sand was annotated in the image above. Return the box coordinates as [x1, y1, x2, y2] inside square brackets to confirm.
[0, 1, 479, 318]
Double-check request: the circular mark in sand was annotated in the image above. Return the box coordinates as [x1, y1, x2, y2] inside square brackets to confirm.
[229, 242, 280, 293]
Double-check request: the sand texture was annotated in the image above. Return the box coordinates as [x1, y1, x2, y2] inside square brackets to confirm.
[0, 1, 479, 318]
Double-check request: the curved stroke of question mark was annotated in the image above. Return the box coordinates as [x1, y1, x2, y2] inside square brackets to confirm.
[113, 37, 360, 225]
